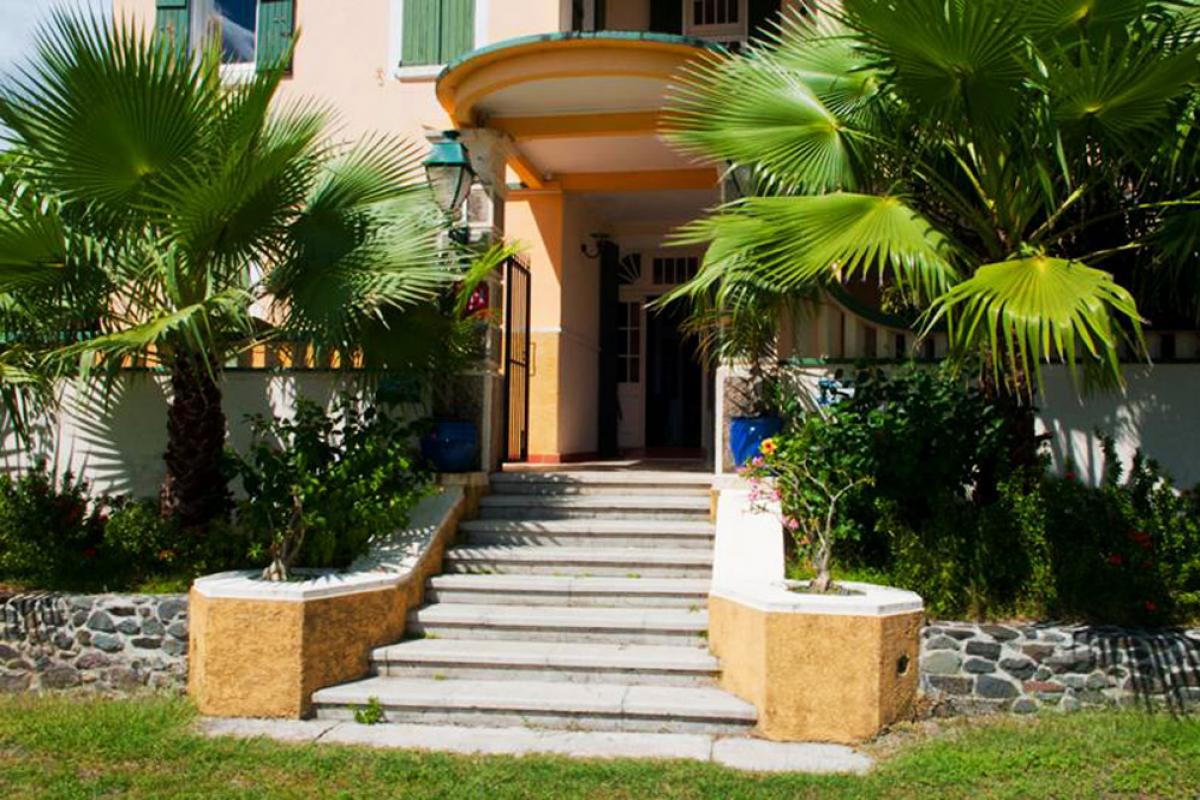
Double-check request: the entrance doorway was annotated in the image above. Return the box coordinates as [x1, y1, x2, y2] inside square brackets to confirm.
[644, 298, 703, 453]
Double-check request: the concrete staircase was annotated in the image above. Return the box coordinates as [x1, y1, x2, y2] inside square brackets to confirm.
[312, 470, 757, 734]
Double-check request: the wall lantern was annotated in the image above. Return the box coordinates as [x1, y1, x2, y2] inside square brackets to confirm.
[424, 130, 475, 216]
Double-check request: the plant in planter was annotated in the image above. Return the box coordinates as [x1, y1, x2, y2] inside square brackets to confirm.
[742, 420, 873, 594]
[669, 278, 798, 466]
[418, 244, 516, 473]
[231, 397, 431, 582]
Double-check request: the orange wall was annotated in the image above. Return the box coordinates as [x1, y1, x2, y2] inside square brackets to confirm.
[505, 189, 600, 459]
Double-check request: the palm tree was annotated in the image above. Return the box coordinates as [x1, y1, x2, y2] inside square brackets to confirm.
[0, 13, 466, 530]
[664, 0, 1200, 402]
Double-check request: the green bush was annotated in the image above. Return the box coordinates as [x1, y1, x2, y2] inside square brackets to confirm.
[0, 460, 110, 589]
[774, 365, 1200, 625]
[102, 499, 180, 573]
[232, 397, 431, 578]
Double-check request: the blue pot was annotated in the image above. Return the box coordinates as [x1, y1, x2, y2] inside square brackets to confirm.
[729, 416, 783, 467]
[421, 420, 479, 473]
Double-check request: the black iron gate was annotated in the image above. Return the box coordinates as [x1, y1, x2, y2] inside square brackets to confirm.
[503, 255, 532, 463]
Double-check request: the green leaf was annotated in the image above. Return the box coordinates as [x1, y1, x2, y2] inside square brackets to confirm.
[842, 0, 1034, 130]
[664, 13, 874, 192]
[679, 193, 959, 303]
[926, 255, 1145, 392]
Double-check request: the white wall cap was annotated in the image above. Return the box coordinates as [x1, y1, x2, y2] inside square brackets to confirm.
[710, 580, 924, 618]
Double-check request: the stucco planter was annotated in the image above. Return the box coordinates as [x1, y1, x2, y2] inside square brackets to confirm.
[710, 480, 924, 744]
[188, 486, 467, 719]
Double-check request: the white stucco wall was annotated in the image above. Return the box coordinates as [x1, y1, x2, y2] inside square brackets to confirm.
[0, 372, 420, 499]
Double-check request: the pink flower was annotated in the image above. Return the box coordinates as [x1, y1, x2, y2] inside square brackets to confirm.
[752, 456, 765, 468]
[785, 518, 801, 531]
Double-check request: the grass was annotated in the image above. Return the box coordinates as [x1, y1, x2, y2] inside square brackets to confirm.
[1, 695, 1199, 798]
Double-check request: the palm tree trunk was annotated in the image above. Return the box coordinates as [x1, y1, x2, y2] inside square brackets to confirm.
[160, 351, 231, 530]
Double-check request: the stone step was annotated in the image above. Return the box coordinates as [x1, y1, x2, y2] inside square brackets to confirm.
[407, 604, 709, 646]
[312, 677, 756, 734]
[426, 574, 710, 608]
[458, 518, 715, 550]
[491, 471, 713, 491]
[372, 639, 720, 686]
[442, 546, 712, 578]
[477, 494, 711, 521]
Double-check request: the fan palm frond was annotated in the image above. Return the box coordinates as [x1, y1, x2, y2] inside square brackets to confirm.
[926, 255, 1145, 392]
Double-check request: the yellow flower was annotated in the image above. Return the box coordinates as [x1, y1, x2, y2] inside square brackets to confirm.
[760, 438, 777, 456]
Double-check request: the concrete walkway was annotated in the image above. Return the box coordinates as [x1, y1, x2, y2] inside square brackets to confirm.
[199, 718, 874, 775]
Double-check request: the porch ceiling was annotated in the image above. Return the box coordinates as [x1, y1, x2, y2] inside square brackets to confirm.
[436, 32, 722, 191]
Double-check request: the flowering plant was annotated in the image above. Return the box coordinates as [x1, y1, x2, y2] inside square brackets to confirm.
[741, 426, 874, 594]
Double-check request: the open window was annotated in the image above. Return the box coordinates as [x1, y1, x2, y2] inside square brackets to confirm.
[154, 0, 294, 72]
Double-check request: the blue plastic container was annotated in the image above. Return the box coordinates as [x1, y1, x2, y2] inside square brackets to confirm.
[729, 416, 783, 467]
[421, 420, 479, 473]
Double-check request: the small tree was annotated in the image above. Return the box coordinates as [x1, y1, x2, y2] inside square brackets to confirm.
[744, 424, 873, 594]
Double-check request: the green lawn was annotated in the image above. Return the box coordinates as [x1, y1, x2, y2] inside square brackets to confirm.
[1, 695, 1198, 799]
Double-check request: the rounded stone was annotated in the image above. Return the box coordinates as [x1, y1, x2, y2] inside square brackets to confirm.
[1061, 695, 1082, 713]
[115, 618, 141, 636]
[980, 625, 1021, 642]
[1000, 657, 1037, 680]
[41, 665, 81, 690]
[926, 675, 974, 696]
[1012, 697, 1039, 714]
[142, 618, 165, 637]
[943, 628, 977, 641]
[131, 637, 162, 650]
[965, 641, 1002, 660]
[75, 652, 111, 670]
[922, 651, 963, 675]
[964, 658, 997, 674]
[86, 611, 116, 633]
[926, 635, 961, 651]
[166, 622, 188, 640]
[0, 671, 31, 692]
[976, 675, 1019, 700]
[157, 599, 187, 622]
[162, 639, 187, 658]
[91, 633, 124, 653]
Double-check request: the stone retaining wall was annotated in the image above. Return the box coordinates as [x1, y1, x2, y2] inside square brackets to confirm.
[920, 622, 1200, 714]
[0, 593, 188, 693]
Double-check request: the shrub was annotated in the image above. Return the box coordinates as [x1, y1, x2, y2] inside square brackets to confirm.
[0, 460, 110, 589]
[232, 397, 431, 580]
[102, 500, 180, 579]
[770, 365, 1200, 625]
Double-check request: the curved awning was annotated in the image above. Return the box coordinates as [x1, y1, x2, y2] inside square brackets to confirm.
[436, 33, 722, 191]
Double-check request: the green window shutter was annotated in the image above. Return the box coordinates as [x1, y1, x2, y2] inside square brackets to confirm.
[257, 0, 295, 71]
[402, 0, 440, 66]
[155, 0, 190, 59]
[439, 0, 475, 64]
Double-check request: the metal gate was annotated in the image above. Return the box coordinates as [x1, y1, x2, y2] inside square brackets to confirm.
[502, 255, 532, 463]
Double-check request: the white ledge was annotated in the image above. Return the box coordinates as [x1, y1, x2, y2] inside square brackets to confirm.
[193, 487, 463, 602]
[711, 580, 924, 618]
[711, 480, 923, 617]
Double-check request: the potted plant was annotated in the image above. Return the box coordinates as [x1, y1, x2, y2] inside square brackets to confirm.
[673, 280, 792, 466]
[419, 245, 513, 474]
